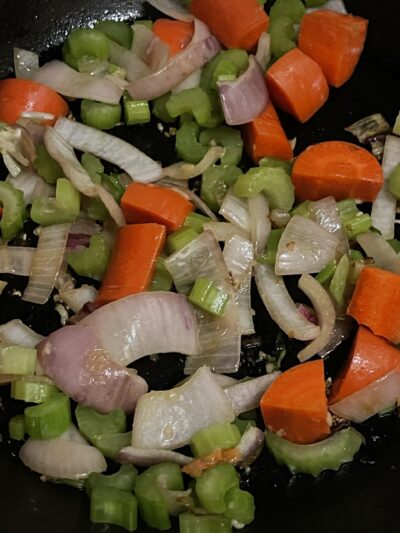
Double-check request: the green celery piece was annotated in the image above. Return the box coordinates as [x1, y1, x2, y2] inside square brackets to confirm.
[315, 260, 337, 285]
[195, 464, 239, 514]
[191, 423, 241, 457]
[199, 126, 243, 167]
[62, 41, 79, 70]
[24, 393, 71, 440]
[56, 178, 81, 216]
[336, 198, 359, 222]
[0, 182, 26, 242]
[166, 87, 212, 126]
[52, 478, 86, 490]
[102, 172, 125, 203]
[349, 249, 364, 261]
[184, 212, 211, 234]
[257, 228, 284, 265]
[11, 380, 59, 404]
[189, 278, 229, 316]
[30, 198, 77, 226]
[265, 427, 364, 477]
[91, 432, 132, 461]
[179, 513, 232, 533]
[81, 152, 104, 184]
[0, 345, 36, 375]
[67, 234, 111, 278]
[167, 227, 198, 254]
[123, 94, 151, 125]
[152, 93, 175, 123]
[90, 487, 138, 532]
[95, 20, 133, 49]
[75, 404, 126, 445]
[388, 239, 400, 253]
[233, 166, 295, 211]
[269, 16, 297, 59]
[107, 63, 127, 79]
[175, 121, 208, 164]
[149, 257, 174, 292]
[259, 156, 292, 175]
[233, 418, 256, 436]
[345, 213, 372, 240]
[389, 163, 400, 198]
[81, 99, 121, 130]
[329, 254, 350, 307]
[34, 143, 65, 184]
[86, 197, 109, 221]
[269, 0, 305, 22]
[86, 464, 137, 496]
[66, 28, 110, 64]
[201, 49, 249, 91]
[290, 200, 311, 218]
[393, 110, 400, 136]
[201, 89, 225, 128]
[201, 165, 243, 212]
[9, 414, 26, 441]
[224, 487, 255, 525]
[305, 0, 327, 6]
[211, 60, 237, 84]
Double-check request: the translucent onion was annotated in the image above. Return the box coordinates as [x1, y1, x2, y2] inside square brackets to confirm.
[7, 170, 55, 205]
[0, 124, 36, 176]
[162, 146, 225, 180]
[219, 192, 251, 233]
[357, 232, 400, 274]
[59, 285, 98, 314]
[297, 274, 336, 362]
[275, 215, 340, 275]
[119, 447, 192, 467]
[0, 246, 35, 276]
[13, 48, 39, 79]
[318, 317, 354, 358]
[310, 196, 348, 254]
[248, 194, 271, 254]
[108, 41, 150, 82]
[270, 209, 291, 228]
[235, 426, 265, 467]
[224, 372, 281, 416]
[146, 0, 194, 22]
[203, 222, 248, 242]
[254, 263, 320, 341]
[255, 33, 271, 72]
[0, 319, 43, 348]
[59, 424, 89, 445]
[172, 70, 201, 94]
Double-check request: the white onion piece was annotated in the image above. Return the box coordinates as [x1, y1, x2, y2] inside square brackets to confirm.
[3, 153, 22, 177]
[255, 33, 271, 71]
[0, 246, 35, 276]
[59, 285, 98, 314]
[254, 263, 321, 341]
[224, 372, 280, 416]
[175, 373, 238, 388]
[276, 215, 340, 275]
[306, 0, 347, 13]
[162, 146, 225, 180]
[203, 222, 248, 242]
[371, 135, 400, 239]
[34, 60, 123, 104]
[186, 189, 218, 220]
[131, 23, 155, 58]
[81, 292, 199, 366]
[219, 192, 251, 234]
[59, 424, 88, 445]
[146, 36, 170, 72]
[236, 426, 265, 467]
[0, 319, 43, 348]
[270, 209, 291, 228]
[248, 194, 271, 254]
[330, 371, 400, 423]
[310, 196, 349, 254]
[217, 56, 269, 126]
[22, 223, 71, 305]
[108, 42, 150, 82]
[13, 48, 39, 79]
[164, 231, 240, 374]
[20, 438, 106, 480]
[70, 217, 101, 236]
[357, 232, 400, 274]
[297, 274, 336, 362]
[318, 317, 353, 358]
[131, 366, 235, 450]
[17, 120, 45, 146]
[95, 184, 126, 227]
[0, 124, 36, 174]
[54, 118, 162, 183]
[7, 170, 55, 205]
[146, 0, 194, 21]
[172, 69, 201, 94]
[21, 112, 55, 123]
[119, 447, 192, 467]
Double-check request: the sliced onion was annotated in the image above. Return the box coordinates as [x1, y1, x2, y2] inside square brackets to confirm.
[119, 446, 192, 467]
[108, 42, 150, 82]
[255, 33, 271, 72]
[175, 373, 238, 388]
[20, 438, 106, 480]
[224, 372, 280, 416]
[162, 146, 225, 180]
[146, 0, 194, 21]
[0, 319, 43, 348]
[0, 246, 35, 276]
[371, 135, 400, 239]
[59, 424, 88, 445]
[203, 222, 248, 242]
[330, 371, 400, 423]
[235, 426, 265, 467]
[22, 223, 71, 305]
[297, 274, 336, 362]
[13, 48, 39, 79]
[0, 124, 36, 174]
[270, 209, 291, 228]
[95, 184, 126, 226]
[146, 35, 170, 72]
[131, 23, 155, 57]
[217, 56, 269, 126]
[131, 366, 235, 450]
[164, 231, 240, 374]
[7, 170, 55, 205]
[34, 60, 123, 104]
[248, 194, 271, 254]
[275, 215, 340, 275]
[219, 192, 251, 233]
[357, 232, 400, 274]
[54, 117, 162, 183]
[309, 196, 349, 254]
[70, 217, 101, 236]
[254, 263, 321, 341]
[306, 0, 347, 13]
[59, 285, 98, 314]
[318, 317, 354, 358]
[172, 70, 201, 94]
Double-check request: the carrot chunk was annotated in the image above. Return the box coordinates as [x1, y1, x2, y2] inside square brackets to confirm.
[291, 140, 383, 202]
[260, 360, 330, 444]
[152, 19, 194, 56]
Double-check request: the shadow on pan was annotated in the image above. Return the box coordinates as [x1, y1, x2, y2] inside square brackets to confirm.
[1, 1, 400, 532]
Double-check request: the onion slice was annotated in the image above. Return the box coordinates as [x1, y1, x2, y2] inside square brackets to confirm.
[146, 0, 194, 21]
[0, 246, 35, 276]
[0, 319, 43, 348]
[162, 146, 225, 180]
[108, 42, 150, 82]
[119, 447, 193, 467]
[248, 194, 271, 254]
[59, 285, 98, 314]
[203, 222, 248, 242]
[297, 274, 336, 362]
[224, 372, 280, 416]
[217, 56, 269, 126]
[309, 196, 349, 254]
[219, 192, 251, 234]
[236, 426, 265, 468]
[7, 170, 55, 205]
[254, 263, 321, 341]
[357, 232, 400, 274]
[255, 33, 271, 71]
[13, 48, 39, 79]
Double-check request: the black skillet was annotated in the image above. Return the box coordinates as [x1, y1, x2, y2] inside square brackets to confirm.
[1, 1, 400, 532]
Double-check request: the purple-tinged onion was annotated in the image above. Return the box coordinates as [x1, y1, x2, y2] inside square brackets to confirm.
[119, 446, 192, 467]
[236, 426, 265, 468]
[224, 372, 280, 416]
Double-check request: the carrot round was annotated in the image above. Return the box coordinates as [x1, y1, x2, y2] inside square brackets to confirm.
[0, 78, 69, 125]
[299, 11, 368, 88]
[152, 19, 194, 56]
[242, 101, 293, 163]
[121, 182, 194, 233]
[291, 140, 384, 202]
[189, 0, 269, 50]
[260, 359, 330, 444]
[96, 223, 166, 306]
[265, 48, 329, 123]
[347, 267, 400, 344]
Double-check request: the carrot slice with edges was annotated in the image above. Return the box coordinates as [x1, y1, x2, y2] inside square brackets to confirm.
[121, 182, 194, 233]
[189, 0, 269, 50]
[265, 48, 329, 123]
[329, 326, 400, 404]
[291, 140, 384, 202]
[299, 11, 368, 88]
[96, 223, 166, 306]
[347, 267, 400, 345]
[260, 359, 330, 445]
[152, 19, 194, 56]
[242, 101, 293, 163]
[0, 78, 69, 125]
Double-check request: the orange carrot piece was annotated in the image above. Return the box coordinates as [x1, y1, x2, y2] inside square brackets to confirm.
[121, 182, 194, 233]
[291, 140, 384, 202]
[260, 360, 330, 445]
[242, 101, 293, 163]
[152, 19, 194, 56]
[265, 48, 329, 123]
[0, 78, 69, 125]
[96, 223, 166, 306]
[189, 0, 269, 50]
[299, 11, 368, 88]
[347, 267, 400, 345]
[329, 326, 400, 405]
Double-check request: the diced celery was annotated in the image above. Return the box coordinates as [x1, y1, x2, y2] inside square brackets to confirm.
[56, 178, 81, 217]
[95, 20, 133, 49]
[67, 234, 111, 279]
[91, 432, 132, 461]
[199, 126, 243, 167]
[259, 156, 292, 175]
[389, 163, 400, 199]
[329, 254, 349, 307]
[81, 99, 121, 130]
[107, 63, 127, 79]
[167, 227, 198, 254]
[86, 197, 108, 221]
[24, 393, 71, 440]
[0, 182, 26, 242]
[123, 94, 151, 125]
[149, 257, 174, 292]
[224, 487, 255, 525]
[102, 173, 125, 203]
[184, 212, 211, 234]
[315, 260, 337, 285]
[175, 121, 208, 164]
[75, 404, 126, 445]
[152, 93, 175, 123]
[0, 345, 36, 375]
[257, 228, 284, 265]
[189, 278, 229, 316]
[90, 487, 138, 531]
[290, 200, 311, 218]
[211, 60, 238, 85]
[233, 418, 256, 435]
[86, 465, 138, 496]
[201, 165, 243, 212]
[9, 414, 26, 441]
[191, 423, 241, 457]
[34, 143, 64, 184]
[349, 249, 364, 261]
[66, 29, 109, 65]
[201, 49, 249, 91]
[270, 0, 305, 22]
[179, 513, 232, 533]
[166, 88, 212, 126]
[195, 464, 239, 514]
[81, 152, 104, 184]
[30, 198, 77, 226]
[11, 380, 59, 404]
[269, 16, 297, 59]
[344, 213, 372, 240]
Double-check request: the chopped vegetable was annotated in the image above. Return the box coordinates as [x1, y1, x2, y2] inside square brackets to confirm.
[94, 20, 133, 49]
[224, 487, 255, 525]
[201, 165, 243, 212]
[167, 227, 198, 254]
[191, 423, 241, 458]
[92, 432, 132, 461]
[329, 253, 349, 306]
[75, 404, 126, 444]
[123, 95, 151, 125]
[179, 513, 232, 533]
[195, 463, 239, 514]
[81, 99, 121, 130]
[34, 143, 65, 184]
[189, 278, 229, 316]
[9, 414, 26, 441]
[90, 487, 138, 532]
[149, 257, 174, 292]
[11, 379, 58, 404]
[152, 19, 194, 56]
[85, 464, 137, 496]
[0, 181, 26, 242]
[0, 345, 36, 375]
[67, 234, 111, 279]
[24, 393, 71, 440]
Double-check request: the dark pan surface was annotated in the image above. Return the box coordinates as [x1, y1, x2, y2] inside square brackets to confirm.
[1, 1, 400, 532]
